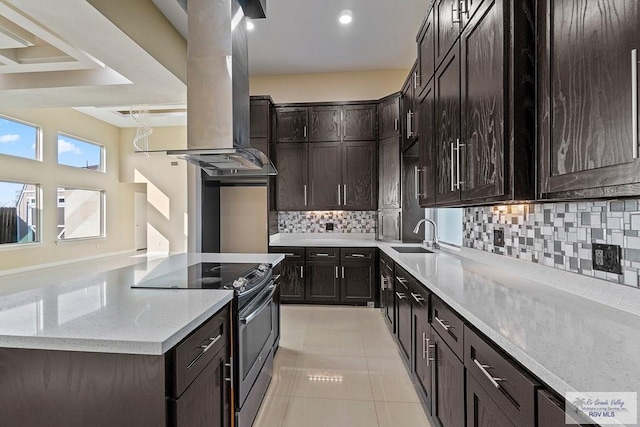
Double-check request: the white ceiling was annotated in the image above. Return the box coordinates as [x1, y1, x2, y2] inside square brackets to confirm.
[0, 0, 429, 127]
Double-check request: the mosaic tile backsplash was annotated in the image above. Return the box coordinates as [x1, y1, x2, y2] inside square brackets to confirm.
[464, 201, 640, 288]
[278, 211, 377, 233]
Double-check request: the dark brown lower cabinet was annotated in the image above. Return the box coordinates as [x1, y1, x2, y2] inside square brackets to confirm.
[341, 262, 375, 303]
[380, 253, 395, 331]
[412, 283, 432, 411]
[305, 261, 340, 302]
[395, 275, 412, 360]
[279, 261, 305, 302]
[466, 372, 514, 427]
[172, 345, 230, 427]
[432, 327, 465, 427]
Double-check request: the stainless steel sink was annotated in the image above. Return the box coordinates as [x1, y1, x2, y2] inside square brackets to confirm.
[391, 246, 433, 254]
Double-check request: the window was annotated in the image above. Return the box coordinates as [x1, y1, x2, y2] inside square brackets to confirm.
[0, 115, 40, 160]
[436, 208, 463, 246]
[0, 181, 39, 245]
[57, 134, 104, 171]
[57, 188, 104, 240]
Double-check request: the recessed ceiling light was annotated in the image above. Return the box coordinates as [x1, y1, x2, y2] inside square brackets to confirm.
[339, 10, 353, 25]
[246, 20, 255, 30]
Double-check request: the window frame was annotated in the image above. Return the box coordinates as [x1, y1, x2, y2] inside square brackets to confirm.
[0, 180, 42, 248]
[55, 186, 106, 242]
[0, 114, 42, 162]
[56, 132, 105, 173]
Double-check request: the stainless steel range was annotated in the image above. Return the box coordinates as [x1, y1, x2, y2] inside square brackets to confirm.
[133, 262, 277, 427]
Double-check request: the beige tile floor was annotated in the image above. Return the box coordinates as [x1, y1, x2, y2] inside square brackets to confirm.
[253, 305, 433, 427]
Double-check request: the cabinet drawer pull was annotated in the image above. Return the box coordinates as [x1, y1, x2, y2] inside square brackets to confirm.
[316, 253, 330, 257]
[633, 48, 638, 159]
[395, 276, 408, 284]
[411, 292, 425, 303]
[350, 253, 365, 258]
[473, 358, 505, 389]
[273, 274, 282, 281]
[284, 253, 295, 256]
[395, 292, 406, 300]
[434, 316, 451, 331]
[187, 334, 222, 371]
[224, 357, 233, 384]
[380, 275, 386, 289]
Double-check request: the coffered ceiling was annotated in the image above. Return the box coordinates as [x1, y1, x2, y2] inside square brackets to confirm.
[0, 0, 429, 127]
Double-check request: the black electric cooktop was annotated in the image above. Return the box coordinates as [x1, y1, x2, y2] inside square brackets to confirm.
[132, 262, 269, 292]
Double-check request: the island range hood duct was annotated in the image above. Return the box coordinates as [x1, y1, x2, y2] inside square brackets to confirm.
[167, 0, 275, 178]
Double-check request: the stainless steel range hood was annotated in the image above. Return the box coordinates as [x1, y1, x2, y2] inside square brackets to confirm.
[162, 0, 275, 177]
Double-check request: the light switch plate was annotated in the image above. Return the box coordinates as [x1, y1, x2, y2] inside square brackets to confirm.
[325, 223, 334, 231]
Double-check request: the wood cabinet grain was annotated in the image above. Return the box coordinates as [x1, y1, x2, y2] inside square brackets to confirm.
[435, 0, 461, 66]
[379, 94, 401, 139]
[275, 107, 308, 143]
[310, 106, 341, 142]
[280, 261, 305, 302]
[538, 0, 640, 198]
[341, 262, 375, 303]
[306, 261, 340, 303]
[395, 271, 412, 360]
[431, 327, 465, 427]
[343, 141, 377, 210]
[276, 143, 308, 210]
[379, 135, 401, 209]
[343, 105, 377, 141]
[466, 372, 515, 427]
[308, 142, 342, 209]
[418, 9, 435, 94]
[418, 79, 436, 207]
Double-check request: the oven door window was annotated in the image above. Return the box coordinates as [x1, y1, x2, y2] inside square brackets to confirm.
[242, 299, 273, 380]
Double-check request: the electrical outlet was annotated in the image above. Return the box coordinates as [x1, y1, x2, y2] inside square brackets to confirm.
[592, 243, 622, 274]
[493, 228, 505, 247]
[325, 223, 334, 231]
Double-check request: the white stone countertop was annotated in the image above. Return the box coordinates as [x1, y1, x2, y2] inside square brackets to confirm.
[271, 234, 640, 424]
[269, 233, 379, 247]
[0, 253, 285, 355]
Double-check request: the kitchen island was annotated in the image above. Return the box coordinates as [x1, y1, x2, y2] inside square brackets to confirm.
[0, 252, 284, 427]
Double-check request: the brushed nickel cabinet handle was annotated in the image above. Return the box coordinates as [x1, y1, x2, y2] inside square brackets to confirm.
[406, 111, 413, 138]
[343, 185, 347, 205]
[456, 139, 465, 190]
[300, 266, 304, 279]
[411, 292, 425, 303]
[304, 184, 308, 206]
[338, 185, 341, 205]
[341, 266, 345, 279]
[450, 142, 455, 192]
[303, 125, 307, 138]
[394, 118, 398, 131]
[473, 358, 505, 389]
[435, 316, 450, 331]
[187, 334, 222, 371]
[633, 49, 638, 159]
[414, 166, 420, 200]
[395, 291, 406, 300]
[335, 266, 339, 279]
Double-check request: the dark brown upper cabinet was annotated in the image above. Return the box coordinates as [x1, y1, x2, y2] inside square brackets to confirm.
[378, 94, 401, 140]
[379, 134, 401, 209]
[435, 0, 461, 66]
[343, 105, 377, 141]
[418, 79, 436, 207]
[309, 106, 341, 142]
[250, 95, 274, 157]
[308, 142, 342, 209]
[434, 45, 461, 205]
[427, 0, 534, 207]
[538, 0, 640, 199]
[275, 107, 308, 143]
[309, 104, 377, 142]
[276, 143, 308, 210]
[417, 9, 435, 97]
[343, 141, 377, 210]
[402, 61, 420, 151]
[308, 141, 377, 211]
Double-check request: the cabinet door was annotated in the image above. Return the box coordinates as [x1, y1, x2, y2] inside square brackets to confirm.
[276, 143, 308, 210]
[395, 277, 412, 360]
[460, 0, 505, 202]
[415, 309, 433, 410]
[431, 329, 465, 427]
[280, 261, 305, 302]
[308, 142, 342, 210]
[379, 136, 401, 209]
[383, 263, 395, 332]
[464, 0, 486, 24]
[310, 106, 341, 142]
[435, 0, 462, 66]
[419, 79, 437, 207]
[418, 9, 435, 91]
[379, 96, 400, 139]
[276, 107, 308, 142]
[250, 99, 270, 138]
[466, 372, 515, 427]
[343, 141, 376, 210]
[341, 262, 375, 303]
[306, 262, 340, 302]
[435, 44, 462, 205]
[538, 0, 640, 196]
[174, 346, 230, 427]
[343, 105, 377, 141]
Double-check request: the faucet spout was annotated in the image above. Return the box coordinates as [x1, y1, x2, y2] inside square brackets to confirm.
[412, 219, 440, 249]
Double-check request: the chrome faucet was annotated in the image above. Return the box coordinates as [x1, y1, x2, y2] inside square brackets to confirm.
[413, 219, 440, 249]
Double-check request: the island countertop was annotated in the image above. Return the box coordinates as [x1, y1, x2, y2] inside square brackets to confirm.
[0, 253, 285, 355]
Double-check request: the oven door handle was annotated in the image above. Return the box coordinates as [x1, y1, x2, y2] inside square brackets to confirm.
[240, 285, 276, 324]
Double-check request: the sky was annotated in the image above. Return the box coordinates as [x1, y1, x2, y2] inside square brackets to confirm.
[0, 117, 102, 207]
